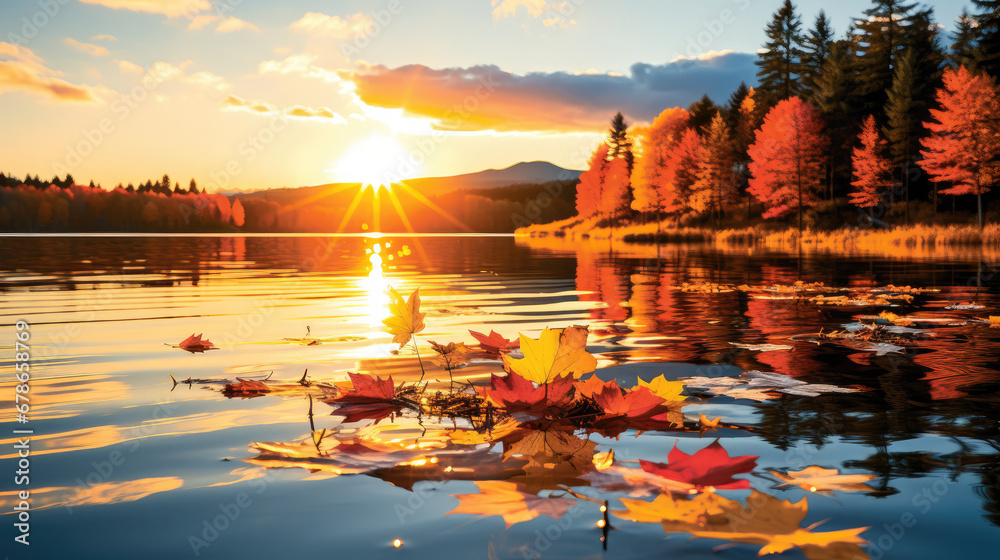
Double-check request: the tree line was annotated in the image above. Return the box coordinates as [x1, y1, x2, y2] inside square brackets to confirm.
[575, 0, 1000, 230]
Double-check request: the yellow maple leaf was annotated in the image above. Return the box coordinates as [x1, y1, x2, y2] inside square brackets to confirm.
[771, 466, 876, 495]
[382, 287, 426, 348]
[502, 326, 597, 384]
[637, 374, 686, 402]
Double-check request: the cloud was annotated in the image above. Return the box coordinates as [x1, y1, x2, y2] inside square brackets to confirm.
[216, 17, 260, 33]
[77, 0, 211, 18]
[187, 14, 218, 29]
[114, 59, 144, 74]
[257, 53, 339, 82]
[64, 38, 110, 57]
[0, 42, 99, 102]
[146, 61, 230, 90]
[492, 0, 576, 26]
[290, 12, 373, 39]
[339, 52, 757, 133]
[91, 34, 118, 42]
[223, 93, 347, 124]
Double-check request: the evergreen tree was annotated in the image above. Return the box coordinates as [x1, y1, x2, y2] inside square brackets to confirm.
[852, 0, 919, 116]
[189, 178, 199, 194]
[687, 95, 718, 133]
[812, 40, 860, 199]
[700, 113, 737, 224]
[88, 180, 97, 189]
[883, 49, 922, 220]
[756, 0, 804, 103]
[951, 9, 983, 71]
[725, 82, 751, 130]
[606, 112, 635, 211]
[801, 10, 834, 97]
[974, 0, 1000, 77]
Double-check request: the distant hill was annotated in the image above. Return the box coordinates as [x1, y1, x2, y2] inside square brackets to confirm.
[402, 161, 582, 196]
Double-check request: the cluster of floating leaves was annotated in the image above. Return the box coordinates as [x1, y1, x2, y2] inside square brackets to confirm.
[162, 283, 928, 559]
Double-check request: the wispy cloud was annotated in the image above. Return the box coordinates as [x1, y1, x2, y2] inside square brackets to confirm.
[492, 0, 576, 26]
[216, 17, 260, 33]
[289, 12, 373, 40]
[0, 42, 100, 102]
[113, 59, 144, 74]
[223, 93, 347, 124]
[146, 61, 231, 91]
[77, 0, 211, 18]
[64, 38, 110, 57]
[90, 34, 118, 42]
[338, 52, 757, 133]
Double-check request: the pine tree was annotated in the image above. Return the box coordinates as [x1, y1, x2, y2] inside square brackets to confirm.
[852, 0, 919, 116]
[974, 0, 1000, 77]
[756, 0, 804, 103]
[687, 95, 718, 134]
[668, 128, 704, 215]
[700, 113, 737, 224]
[919, 66, 1000, 227]
[606, 112, 634, 212]
[811, 40, 860, 199]
[725, 82, 751, 131]
[850, 115, 894, 210]
[748, 96, 828, 232]
[189, 178, 199, 194]
[883, 49, 921, 220]
[950, 9, 983, 71]
[801, 10, 834, 97]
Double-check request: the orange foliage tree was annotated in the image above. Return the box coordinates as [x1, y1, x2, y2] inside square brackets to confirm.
[849, 115, 893, 211]
[919, 65, 1000, 228]
[602, 156, 630, 223]
[699, 113, 737, 223]
[575, 143, 610, 217]
[747, 96, 828, 232]
[631, 108, 690, 221]
[668, 128, 705, 215]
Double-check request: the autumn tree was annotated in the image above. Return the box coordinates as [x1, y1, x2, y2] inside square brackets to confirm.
[232, 197, 246, 227]
[700, 113, 737, 224]
[576, 143, 611, 217]
[747, 96, 828, 232]
[602, 157, 630, 226]
[756, 0, 804, 103]
[607, 112, 634, 211]
[850, 115, 893, 211]
[919, 66, 1000, 227]
[631, 108, 690, 221]
[668, 128, 705, 216]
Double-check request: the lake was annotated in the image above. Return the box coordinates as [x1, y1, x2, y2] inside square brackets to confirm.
[1, 234, 999, 559]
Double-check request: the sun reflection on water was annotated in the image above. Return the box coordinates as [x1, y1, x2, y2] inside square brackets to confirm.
[364, 242, 390, 328]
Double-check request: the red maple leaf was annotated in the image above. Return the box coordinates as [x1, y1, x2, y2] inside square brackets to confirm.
[484, 371, 574, 414]
[594, 381, 665, 418]
[177, 333, 217, 353]
[639, 439, 758, 491]
[222, 377, 270, 397]
[469, 329, 520, 356]
[574, 374, 608, 401]
[335, 372, 396, 403]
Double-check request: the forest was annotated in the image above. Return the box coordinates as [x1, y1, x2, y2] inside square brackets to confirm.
[565, 0, 1000, 236]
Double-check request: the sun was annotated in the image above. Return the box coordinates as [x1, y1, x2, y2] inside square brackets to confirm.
[327, 134, 418, 192]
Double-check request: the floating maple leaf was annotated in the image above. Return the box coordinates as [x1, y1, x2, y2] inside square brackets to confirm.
[449, 417, 521, 445]
[771, 466, 876, 495]
[382, 287, 426, 348]
[176, 333, 217, 353]
[484, 371, 574, 414]
[503, 326, 597, 385]
[330, 402, 399, 424]
[595, 381, 665, 418]
[574, 373, 607, 401]
[469, 329, 520, 356]
[447, 481, 577, 528]
[222, 377, 270, 397]
[637, 374, 686, 402]
[639, 439, 758, 491]
[615, 490, 869, 559]
[428, 340, 472, 369]
[334, 372, 396, 403]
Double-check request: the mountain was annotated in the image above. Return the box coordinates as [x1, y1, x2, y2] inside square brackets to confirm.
[401, 161, 582, 196]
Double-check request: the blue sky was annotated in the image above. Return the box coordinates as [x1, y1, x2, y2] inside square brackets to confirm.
[0, 0, 968, 191]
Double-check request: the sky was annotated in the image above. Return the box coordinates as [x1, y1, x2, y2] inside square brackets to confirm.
[0, 0, 968, 191]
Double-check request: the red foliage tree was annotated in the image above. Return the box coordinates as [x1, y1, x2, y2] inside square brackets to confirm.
[919, 66, 1000, 227]
[231, 197, 246, 227]
[575, 143, 610, 217]
[667, 128, 705, 215]
[631, 108, 690, 219]
[747, 96, 828, 231]
[849, 115, 893, 211]
[602, 156, 630, 221]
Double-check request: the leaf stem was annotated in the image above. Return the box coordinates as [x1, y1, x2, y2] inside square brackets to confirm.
[413, 337, 426, 381]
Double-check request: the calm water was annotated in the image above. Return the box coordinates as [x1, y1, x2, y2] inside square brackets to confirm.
[1, 235, 999, 559]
